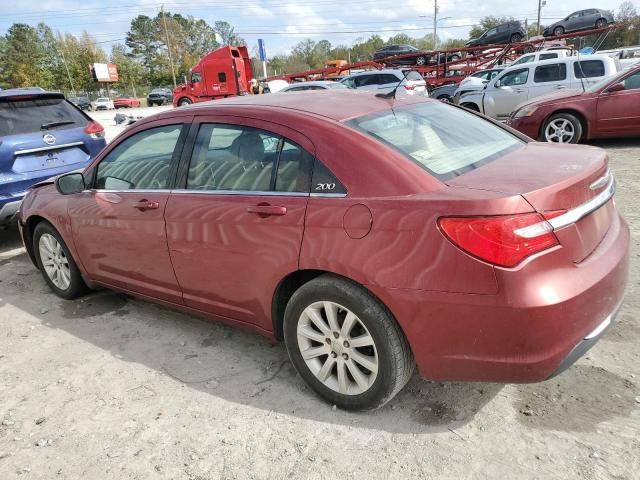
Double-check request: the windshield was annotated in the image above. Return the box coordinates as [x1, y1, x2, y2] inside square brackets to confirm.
[347, 102, 523, 181]
[327, 82, 348, 89]
[0, 97, 87, 137]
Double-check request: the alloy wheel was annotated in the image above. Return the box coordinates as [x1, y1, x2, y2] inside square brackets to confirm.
[38, 233, 71, 290]
[296, 301, 378, 395]
[416, 56, 426, 66]
[545, 118, 575, 143]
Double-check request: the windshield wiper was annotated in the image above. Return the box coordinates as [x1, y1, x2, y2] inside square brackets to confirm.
[41, 121, 76, 130]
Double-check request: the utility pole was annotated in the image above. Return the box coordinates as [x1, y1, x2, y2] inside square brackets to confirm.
[536, 0, 542, 36]
[161, 5, 177, 88]
[433, 0, 438, 50]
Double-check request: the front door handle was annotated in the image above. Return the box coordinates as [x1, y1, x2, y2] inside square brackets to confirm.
[132, 200, 160, 211]
[247, 204, 287, 217]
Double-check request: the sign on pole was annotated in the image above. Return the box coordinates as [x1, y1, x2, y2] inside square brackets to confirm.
[91, 63, 119, 82]
[258, 38, 268, 78]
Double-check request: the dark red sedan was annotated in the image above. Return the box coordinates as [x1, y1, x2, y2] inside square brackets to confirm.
[508, 64, 640, 143]
[18, 91, 629, 410]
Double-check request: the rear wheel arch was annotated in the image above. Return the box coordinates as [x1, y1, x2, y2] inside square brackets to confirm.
[461, 102, 480, 112]
[271, 270, 410, 345]
[539, 109, 588, 141]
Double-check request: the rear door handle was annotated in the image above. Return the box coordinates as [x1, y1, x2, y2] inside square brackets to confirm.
[247, 204, 287, 217]
[132, 200, 160, 211]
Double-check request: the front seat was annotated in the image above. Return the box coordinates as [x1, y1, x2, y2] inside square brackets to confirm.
[217, 132, 272, 191]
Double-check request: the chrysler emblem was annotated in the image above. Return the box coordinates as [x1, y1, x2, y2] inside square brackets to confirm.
[43, 133, 56, 145]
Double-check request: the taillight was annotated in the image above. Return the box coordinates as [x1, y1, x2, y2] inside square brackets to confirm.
[84, 120, 105, 139]
[404, 84, 415, 90]
[438, 213, 559, 268]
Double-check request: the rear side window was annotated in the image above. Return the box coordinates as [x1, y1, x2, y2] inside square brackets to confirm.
[539, 53, 558, 60]
[574, 60, 605, 78]
[534, 63, 567, 82]
[405, 71, 423, 81]
[311, 161, 346, 195]
[347, 102, 523, 181]
[0, 97, 87, 137]
[378, 74, 401, 84]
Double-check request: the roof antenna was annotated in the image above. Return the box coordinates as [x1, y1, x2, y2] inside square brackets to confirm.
[376, 69, 413, 100]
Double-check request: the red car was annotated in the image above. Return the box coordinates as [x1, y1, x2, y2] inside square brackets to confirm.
[18, 92, 629, 410]
[114, 95, 141, 108]
[508, 64, 640, 143]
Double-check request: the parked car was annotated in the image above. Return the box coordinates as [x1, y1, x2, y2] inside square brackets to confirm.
[510, 48, 573, 66]
[68, 96, 92, 111]
[0, 89, 105, 225]
[543, 9, 614, 37]
[147, 88, 173, 106]
[373, 45, 460, 66]
[94, 97, 114, 110]
[429, 83, 458, 102]
[280, 81, 350, 92]
[340, 69, 427, 95]
[19, 91, 629, 410]
[114, 95, 141, 108]
[458, 54, 621, 120]
[507, 64, 640, 143]
[466, 21, 526, 50]
[452, 68, 505, 103]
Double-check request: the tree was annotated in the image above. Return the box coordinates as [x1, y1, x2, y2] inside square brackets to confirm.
[111, 43, 144, 96]
[291, 39, 321, 68]
[214, 21, 244, 46]
[126, 15, 160, 80]
[1, 24, 47, 88]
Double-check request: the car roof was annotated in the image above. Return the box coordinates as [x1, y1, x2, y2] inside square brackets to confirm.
[284, 81, 338, 88]
[154, 90, 428, 123]
[501, 53, 614, 72]
[0, 88, 62, 99]
[344, 69, 404, 78]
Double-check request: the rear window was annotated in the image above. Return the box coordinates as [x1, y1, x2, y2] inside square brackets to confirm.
[404, 71, 424, 81]
[0, 97, 87, 137]
[574, 60, 605, 78]
[534, 63, 567, 82]
[347, 102, 523, 181]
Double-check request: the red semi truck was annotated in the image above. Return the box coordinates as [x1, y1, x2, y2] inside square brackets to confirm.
[172, 45, 253, 107]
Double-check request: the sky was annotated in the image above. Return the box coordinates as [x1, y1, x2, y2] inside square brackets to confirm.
[0, 0, 635, 57]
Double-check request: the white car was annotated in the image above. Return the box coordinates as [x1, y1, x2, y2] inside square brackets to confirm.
[279, 81, 349, 92]
[458, 54, 621, 120]
[94, 97, 114, 110]
[340, 69, 427, 96]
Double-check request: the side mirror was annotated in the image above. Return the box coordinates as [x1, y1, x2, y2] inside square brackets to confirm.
[605, 82, 625, 93]
[494, 80, 502, 88]
[56, 172, 85, 195]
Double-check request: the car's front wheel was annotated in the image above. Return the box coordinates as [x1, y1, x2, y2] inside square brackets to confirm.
[178, 98, 192, 107]
[553, 26, 565, 36]
[542, 113, 582, 144]
[284, 275, 414, 410]
[595, 18, 607, 29]
[415, 56, 427, 66]
[33, 222, 87, 299]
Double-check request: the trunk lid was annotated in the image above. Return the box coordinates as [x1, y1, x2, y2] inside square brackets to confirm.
[447, 142, 613, 262]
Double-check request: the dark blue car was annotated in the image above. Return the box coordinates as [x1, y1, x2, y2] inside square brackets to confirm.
[0, 89, 106, 225]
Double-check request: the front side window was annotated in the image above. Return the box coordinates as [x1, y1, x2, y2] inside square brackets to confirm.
[485, 28, 497, 36]
[191, 72, 202, 83]
[539, 53, 559, 60]
[513, 55, 534, 65]
[574, 60, 605, 79]
[186, 124, 313, 193]
[534, 63, 567, 83]
[95, 125, 182, 190]
[622, 71, 640, 90]
[347, 102, 523, 181]
[499, 68, 529, 86]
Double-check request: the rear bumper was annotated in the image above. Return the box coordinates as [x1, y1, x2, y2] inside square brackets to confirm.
[371, 210, 630, 383]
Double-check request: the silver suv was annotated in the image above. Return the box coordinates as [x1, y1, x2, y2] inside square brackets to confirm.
[339, 69, 427, 96]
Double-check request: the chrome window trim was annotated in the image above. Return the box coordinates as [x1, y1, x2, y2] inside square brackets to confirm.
[171, 189, 309, 197]
[14, 142, 84, 156]
[310, 192, 348, 198]
[548, 174, 616, 230]
[85, 189, 173, 194]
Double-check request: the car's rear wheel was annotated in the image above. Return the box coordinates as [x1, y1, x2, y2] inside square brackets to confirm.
[178, 98, 192, 107]
[415, 56, 427, 66]
[438, 95, 452, 103]
[595, 18, 607, 29]
[283, 275, 414, 410]
[510, 33, 523, 43]
[553, 26, 565, 36]
[33, 222, 87, 300]
[450, 54, 461, 61]
[542, 113, 582, 144]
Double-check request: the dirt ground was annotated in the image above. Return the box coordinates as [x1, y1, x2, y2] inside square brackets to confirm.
[1, 139, 639, 480]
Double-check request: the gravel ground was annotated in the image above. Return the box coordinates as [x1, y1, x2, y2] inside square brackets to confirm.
[89, 105, 173, 142]
[0, 139, 639, 479]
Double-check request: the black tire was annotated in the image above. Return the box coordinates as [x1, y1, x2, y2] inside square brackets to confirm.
[178, 98, 192, 107]
[415, 56, 427, 66]
[553, 26, 565, 36]
[541, 112, 583, 144]
[450, 54, 461, 61]
[510, 33, 523, 43]
[283, 275, 414, 411]
[595, 18, 607, 29]
[438, 95, 452, 103]
[461, 102, 480, 112]
[33, 222, 87, 300]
